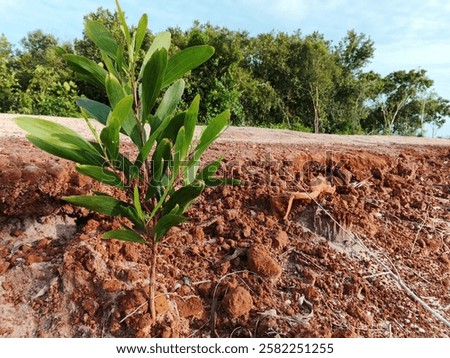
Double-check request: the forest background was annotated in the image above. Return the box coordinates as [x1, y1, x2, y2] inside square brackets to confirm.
[1, 7, 449, 137]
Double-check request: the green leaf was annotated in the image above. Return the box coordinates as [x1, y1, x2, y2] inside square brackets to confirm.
[141, 48, 168, 121]
[85, 20, 119, 60]
[195, 109, 229, 158]
[139, 31, 171, 79]
[106, 73, 126, 108]
[75, 164, 125, 188]
[15, 117, 104, 166]
[101, 51, 120, 79]
[101, 95, 133, 160]
[108, 95, 133, 130]
[65, 193, 144, 230]
[133, 185, 145, 221]
[115, 0, 131, 45]
[157, 112, 185, 144]
[63, 195, 127, 216]
[191, 155, 241, 187]
[116, 44, 125, 73]
[16, 116, 82, 140]
[77, 97, 141, 147]
[26, 135, 99, 166]
[171, 126, 186, 179]
[100, 127, 119, 160]
[152, 214, 188, 242]
[152, 138, 172, 182]
[129, 32, 136, 65]
[103, 229, 147, 244]
[135, 14, 148, 56]
[55, 46, 67, 56]
[121, 113, 143, 148]
[163, 180, 205, 215]
[184, 95, 200, 146]
[145, 138, 173, 201]
[77, 98, 110, 126]
[154, 79, 185, 122]
[121, 206, 146, 231]
[113, 151, 137, 180]
[184, 110, 229, 183]
[194, 156, 239, 186]
[148, 115, 162, 136]
[63, 54, 107, 88]
[134, 114, 174, 168]
[174, 126, 186, 171]
[162, 45, 214, 88]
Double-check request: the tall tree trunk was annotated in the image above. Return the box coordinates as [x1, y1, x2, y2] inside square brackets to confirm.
[312, 85, 320, 134]
[313, 103, 319, 134]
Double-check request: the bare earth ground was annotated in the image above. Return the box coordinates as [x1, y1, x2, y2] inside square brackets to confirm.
[0, 114, 449, 337]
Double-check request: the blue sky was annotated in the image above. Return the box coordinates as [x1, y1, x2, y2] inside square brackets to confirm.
[1, 0, 450, 136]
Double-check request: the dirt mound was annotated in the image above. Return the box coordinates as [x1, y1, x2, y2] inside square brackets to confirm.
[0, 136, 449, 337]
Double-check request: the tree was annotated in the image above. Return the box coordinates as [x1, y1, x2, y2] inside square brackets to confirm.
[248, 32, 297, 126]
[9, 30, 78, 116]
[14, 65, 79, 116]
[0, 34, 17, 112]
[14, 30, 59, 89]
[231, 66, 283, 126]
[249, 31, 340, 133]
[418, 93, 450, 137]
[368, 69, 434, 134]
[170, 22, 251, 123]
[329, 31, 377, 133]
[335, 30, 375, 74]
[294, 33, 340, 133]
[4, 11, 449, 136]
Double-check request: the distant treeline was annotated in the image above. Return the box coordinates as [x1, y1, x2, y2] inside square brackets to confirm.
[1, 7, 449, 135]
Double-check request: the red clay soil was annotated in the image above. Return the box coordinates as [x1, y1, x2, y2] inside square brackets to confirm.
[0, 135, 449, 338]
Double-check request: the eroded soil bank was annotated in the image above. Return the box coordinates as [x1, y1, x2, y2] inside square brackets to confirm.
[0, 133, 449, 337]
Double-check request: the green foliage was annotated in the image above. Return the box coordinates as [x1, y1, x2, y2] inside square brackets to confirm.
[2, 30, 80, 117]
[335, 30, 375, 74]
[3, 5, 449, 137]
[364, 69, 436, 135]
[15, 1, 235, 248]
[12, 66, 79, 117]
[422, 95, 450, 137]
[0, 34, 18, 112]
[15, 0, 239, 321]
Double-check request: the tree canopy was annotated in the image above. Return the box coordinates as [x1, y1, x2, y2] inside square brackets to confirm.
[1, 7, 448, 136]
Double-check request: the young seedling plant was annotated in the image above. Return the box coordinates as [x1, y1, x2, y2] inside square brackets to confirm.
[15, 0, 238, 321]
